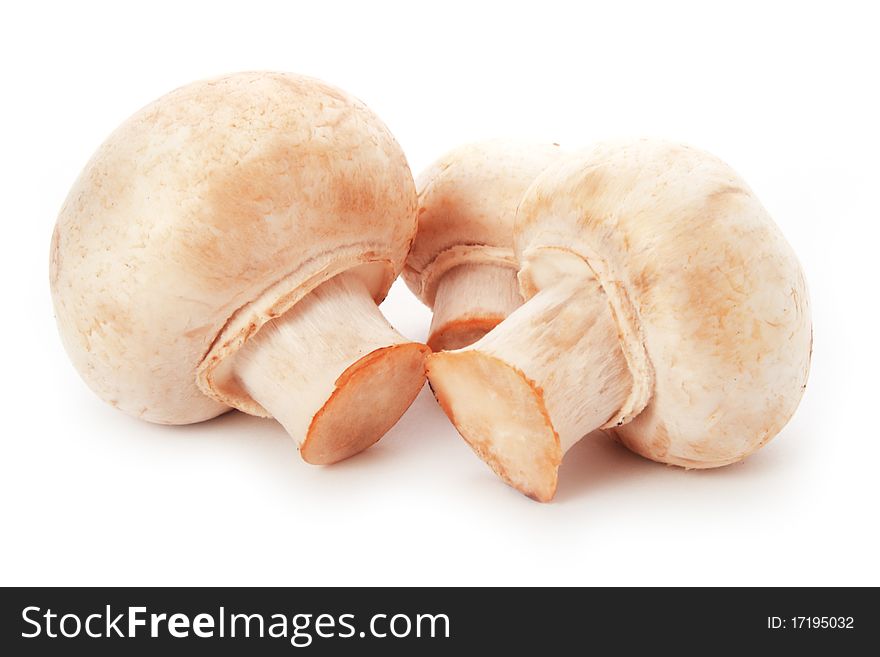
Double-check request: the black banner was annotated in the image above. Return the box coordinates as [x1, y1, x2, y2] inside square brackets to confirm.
[1, 587, 875, 654]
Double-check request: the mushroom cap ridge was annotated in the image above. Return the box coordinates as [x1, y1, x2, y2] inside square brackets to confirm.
[50, 72, 417, 424]
[515, 139, 812, 466]
[403, 140, 562, 307]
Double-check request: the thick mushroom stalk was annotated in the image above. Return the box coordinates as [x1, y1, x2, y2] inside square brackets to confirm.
[426, 140, 812, 502]
[234, 272, 428, 464]
[427, 263, 523, 351]
[427, 271, 631, 501]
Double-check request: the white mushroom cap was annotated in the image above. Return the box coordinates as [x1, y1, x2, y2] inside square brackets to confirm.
[428, 139, 812, 500]
[403, 140, 562, 349]
[51, 72, 421, 434]
[518, 139, 812, 464]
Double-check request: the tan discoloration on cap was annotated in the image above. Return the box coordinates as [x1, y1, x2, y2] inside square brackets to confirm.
[50, 72, 417, 424]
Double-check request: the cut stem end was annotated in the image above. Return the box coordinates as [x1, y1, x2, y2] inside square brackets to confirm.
[427, 351, 561, 502]
[233, 272, 428, 463]
[428, 263, 522, 351]
[303, 342, 428, 464]
[427, 273, 632, 501]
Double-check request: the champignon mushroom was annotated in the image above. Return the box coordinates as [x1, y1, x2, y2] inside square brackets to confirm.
[403, 140, 563, 351]
[427, 139, 812, 501]
[50, 72, 429, 464]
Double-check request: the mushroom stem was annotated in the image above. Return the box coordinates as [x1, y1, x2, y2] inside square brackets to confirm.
[428, 263, 523, 351]
[426, 274, 631, 501]
[233, 272, 428, 464]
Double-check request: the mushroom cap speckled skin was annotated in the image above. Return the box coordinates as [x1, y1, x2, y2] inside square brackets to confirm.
[403, 140, 562, 307]
[515, 139, 812, 467]
[50, 72, 417, 425]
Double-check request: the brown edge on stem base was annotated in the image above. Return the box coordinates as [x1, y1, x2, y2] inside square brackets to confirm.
[426, 350, 561, 502]
[301, 343, 430, 465]
[427, 315, 506, 352]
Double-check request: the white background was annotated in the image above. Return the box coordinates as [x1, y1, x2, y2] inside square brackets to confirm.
[2, 0, 878, 586]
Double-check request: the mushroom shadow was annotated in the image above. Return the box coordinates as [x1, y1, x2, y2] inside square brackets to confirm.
[159, 383, 451, 477]
[553, 431, 653, 502]
[553, 428, 803, 503]
[162, 408, 290, 461]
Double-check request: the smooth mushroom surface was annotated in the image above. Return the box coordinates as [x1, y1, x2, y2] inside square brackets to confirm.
[403, 140, 563, 351]
[50, 72, 428, 464]
[427, 139, 812, 501]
